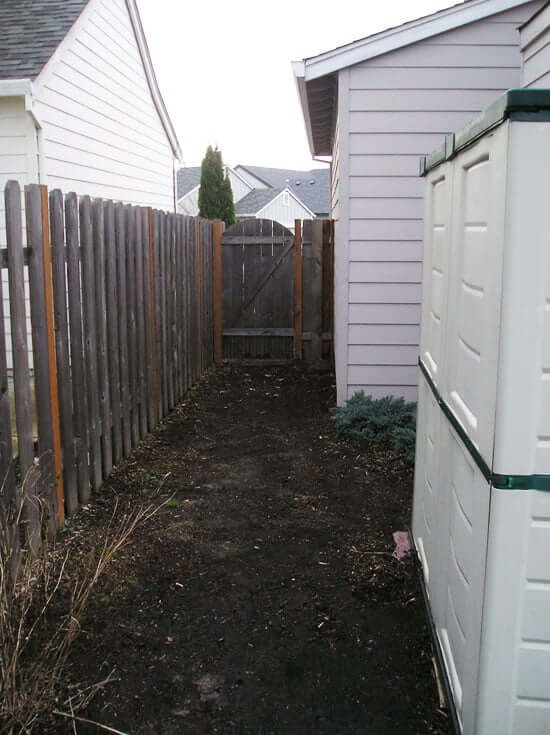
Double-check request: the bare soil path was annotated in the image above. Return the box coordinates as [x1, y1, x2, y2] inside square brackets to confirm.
[63, 364, 451, 735]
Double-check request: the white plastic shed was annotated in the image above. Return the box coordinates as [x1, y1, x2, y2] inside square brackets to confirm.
[412, 89, 550, 735]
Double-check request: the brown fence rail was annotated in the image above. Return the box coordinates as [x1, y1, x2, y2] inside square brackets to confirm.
[0, 182, 217, 548]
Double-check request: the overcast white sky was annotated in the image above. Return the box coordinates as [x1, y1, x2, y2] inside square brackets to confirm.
[136, 0, 452, 170]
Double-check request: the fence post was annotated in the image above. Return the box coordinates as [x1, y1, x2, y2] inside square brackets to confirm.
[293, 219, 303, 360]
[40, 186, 64, 527]
[147, 208, 159, 425]
[213, 220, 224, 366]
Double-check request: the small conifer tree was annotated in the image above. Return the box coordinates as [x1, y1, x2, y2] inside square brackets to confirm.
[198, 146, 236, 226]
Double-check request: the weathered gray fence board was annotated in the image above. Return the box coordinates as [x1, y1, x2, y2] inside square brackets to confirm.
[134, 207, 147, 438]
[93, 200, 112, 478]
[65, 192, 91, 502]
[1, 184, 19, 553]
[5, 182, 36, 540]
[153, 210, 162, 422]
[142, 209, 154, 430]
[26, 185, 56, 526]
[115, 204, 131, 458]
[50, 189, 78, 516]
[104, 200, 122, 465]
[168, 214, 176, 409]
[80, 196, 102, 490]
[126, 205, 139, 446]
[1, 184, 217, 553]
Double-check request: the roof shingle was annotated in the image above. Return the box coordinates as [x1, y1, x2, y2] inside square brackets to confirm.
[236, 165, 329, 216]
[0, 0, 90, 81]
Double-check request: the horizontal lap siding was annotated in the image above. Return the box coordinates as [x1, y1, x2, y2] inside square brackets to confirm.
[34, 0, 174, 209]
[341, 0, 542, 402]
[520, 4, 550, 87]
[0, 99, 37, 369]
[258, 194, 311, 231]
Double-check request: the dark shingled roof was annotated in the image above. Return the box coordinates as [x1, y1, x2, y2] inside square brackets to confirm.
[176, 167, 201, 198]
[236, 165, 329, 216]
[234, 187, 285, 215]
[0, 0, 90, 80]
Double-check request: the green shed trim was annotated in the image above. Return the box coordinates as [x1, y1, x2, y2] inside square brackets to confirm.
[418, 358, 550, 492]
[420, 89, 550, 176]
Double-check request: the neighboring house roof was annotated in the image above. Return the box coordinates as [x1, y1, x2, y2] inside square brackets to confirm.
[177, 167, 201, 198]
[293, 0, 536, 155]
[236, 165, 330, 215]
[0, 0, 89, 80]
[235, 187, 286, 215]
[177, 164, 329, 217]
[0, 0, 181, 159]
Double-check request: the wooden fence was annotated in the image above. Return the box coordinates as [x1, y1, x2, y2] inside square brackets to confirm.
[0, 182, 217, 548]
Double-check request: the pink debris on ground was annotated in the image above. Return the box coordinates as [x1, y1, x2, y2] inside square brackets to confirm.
[392, 531, 412, 560]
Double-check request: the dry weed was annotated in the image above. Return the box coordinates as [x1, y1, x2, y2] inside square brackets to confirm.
[0, 473, 172, 734]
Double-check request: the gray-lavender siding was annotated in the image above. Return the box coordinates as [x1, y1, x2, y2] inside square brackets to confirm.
[333, 0, 543, 404]
[520, 2, 550, 87]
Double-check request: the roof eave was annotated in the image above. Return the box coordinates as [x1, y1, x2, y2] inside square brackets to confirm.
[125, 0, 182, 161]
[303, 0, 530, 80]
[0, 79, 33, 97]
[292, 61, 318, 158]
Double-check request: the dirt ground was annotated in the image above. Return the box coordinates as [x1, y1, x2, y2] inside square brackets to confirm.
[57, 364, 451, 735]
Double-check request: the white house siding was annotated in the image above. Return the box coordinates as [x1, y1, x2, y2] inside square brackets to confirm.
[227, 169, 252, 203]
[335, 0, 543, 404]
[177, 186, 199, 215]
[0, 97, 37, 245]
[520, 3, 550, 87]
[0, 97, 39, 369]
[33, 0, 175, 210]
[255, 191, 312, 232]
[233, 166, 269, 190]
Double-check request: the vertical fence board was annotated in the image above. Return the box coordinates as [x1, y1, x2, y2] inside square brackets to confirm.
[1, 182, 220, 552]
[65, 192, 91, 502]
[158, 213, 167, 416]
[154, 210, 163, 419]
[115, 204, 131, 458]
[26, 186, 58, 527]
[175, 216, 183, 399]
[213, 220, 223, 366]
[133, 208, 146, 437]
[195, 219, 202, 378]
[126, 205, 139, 446]
[50, 189, 78, 516]
[80, 196, 102, 490]
[93, 200, 112, 479]
[185, 218, 192, 390]
[306, 219, 323, 364]
[147, 208, 158, 428]
[3, 182, 26, 546]
[140, 209, 153, 432]
[294, 220, 303, 360]
[104, 200, 122, 465]
[167, 214, 176, 409]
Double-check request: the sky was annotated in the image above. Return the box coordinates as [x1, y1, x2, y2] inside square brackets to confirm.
[136, 0, 454, 171]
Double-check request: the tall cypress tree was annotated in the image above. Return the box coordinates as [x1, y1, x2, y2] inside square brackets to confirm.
[198, 146, 235, 226]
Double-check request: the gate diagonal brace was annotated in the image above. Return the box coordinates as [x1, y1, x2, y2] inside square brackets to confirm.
[231, 238, 295, 326]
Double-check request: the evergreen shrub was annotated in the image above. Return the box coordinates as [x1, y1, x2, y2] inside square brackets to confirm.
[331, 392, 416, 466]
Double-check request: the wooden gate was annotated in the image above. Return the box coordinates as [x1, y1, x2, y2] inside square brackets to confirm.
[219, 218, 333, 363]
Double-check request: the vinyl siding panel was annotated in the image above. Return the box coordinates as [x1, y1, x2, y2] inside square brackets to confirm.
[256, 192, 311, 232]
[227, 170, 252, 203]
[0, 98, 38, 369]
[177, 187, 199, 215]
[520, 4, 550, 87]
[338, 0, 543, 403]
[34, 0, 175, 209]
